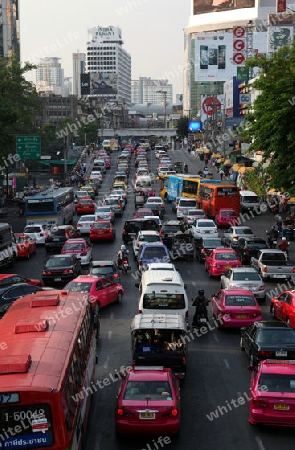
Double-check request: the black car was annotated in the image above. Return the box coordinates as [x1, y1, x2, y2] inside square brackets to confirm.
[235, 237, 269, 264]
[122, 218, 161, 244]
[143, 202, 163, 219]
[240, 321, 295, 366]
[42, 254, 81, 286]
[195, 237, 225, 262]
[0, 283, 47, 318]
[45, 225, 81, 253]
[89, 260, 121, 283]
[160, 220, 187, 249]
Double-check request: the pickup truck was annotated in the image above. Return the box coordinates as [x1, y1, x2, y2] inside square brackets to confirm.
[250, 249, 295, 280]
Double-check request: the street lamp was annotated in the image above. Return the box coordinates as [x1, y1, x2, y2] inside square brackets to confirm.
[156, 90, 168, 129]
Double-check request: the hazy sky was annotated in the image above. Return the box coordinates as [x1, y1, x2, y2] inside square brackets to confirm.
[19, 0, 191, 100]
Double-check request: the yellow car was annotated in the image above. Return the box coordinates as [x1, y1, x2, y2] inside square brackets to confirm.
[112, 181, 127, 191]
[80, 185, 95, 199]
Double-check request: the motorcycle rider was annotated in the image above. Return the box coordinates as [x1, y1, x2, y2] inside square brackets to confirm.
[184, 163, 188, 173]
[117, 244, 129, 267]
[266, 226, 279, 248]
[278, 237, 289, 255]
[192, 289, 209, 327]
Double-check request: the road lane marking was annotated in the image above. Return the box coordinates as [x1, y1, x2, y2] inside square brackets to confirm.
[103, 356, 109, 370]
[255, 437, 265, 450]
[224, 358, 230, 369]
[213, 334, 219, 342]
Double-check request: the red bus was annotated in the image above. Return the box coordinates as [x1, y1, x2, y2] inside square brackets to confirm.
[198, 182, 240, 218]
[0, 289, 99, 449]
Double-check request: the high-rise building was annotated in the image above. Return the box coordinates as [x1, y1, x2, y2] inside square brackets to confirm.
[183, 0, 289, 117]
[63, 77, 72, 97]
[131, 77, 173, 104]
[86, 26, 131, 105]
[0, 0, 20, 60]
[73, 52, 86, 97]
[36, 57, 64, 95]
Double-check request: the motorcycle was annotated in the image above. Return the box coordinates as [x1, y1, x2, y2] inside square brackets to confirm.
[192, 312, 208, 328]
[119, 257, 131, 275]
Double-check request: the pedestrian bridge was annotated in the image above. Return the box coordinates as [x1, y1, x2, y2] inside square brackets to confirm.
[99, 128, 177, 139]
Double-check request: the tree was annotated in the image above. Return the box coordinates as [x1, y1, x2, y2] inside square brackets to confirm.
[176, 117, 189, 138]
[0, 57, 40, 159]
[242, 167, 269, 199]
[243, 41, 295, 194]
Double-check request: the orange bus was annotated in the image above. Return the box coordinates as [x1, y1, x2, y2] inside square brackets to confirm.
[198, 181, 240, 218]
[0, 289, 100, 449]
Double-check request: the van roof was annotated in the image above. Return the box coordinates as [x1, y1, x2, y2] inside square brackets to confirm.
[141, 270, 184, 286]
[239, 190, 259, 196]
[131, 313, 187, 331]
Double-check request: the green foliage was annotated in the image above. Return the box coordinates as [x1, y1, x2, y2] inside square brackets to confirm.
[176, 117, 189, 137]
[242, 167, 269, 198]
[243, 40, 295, 192]
[76, 121, 98, 146]
[0, 57, 40, 156]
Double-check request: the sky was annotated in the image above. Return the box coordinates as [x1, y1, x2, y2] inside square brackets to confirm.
[19, 0, 191, 101]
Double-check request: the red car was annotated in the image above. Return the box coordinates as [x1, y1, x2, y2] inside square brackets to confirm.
[64, 275, 124, 307]
[249, 359, 295, 427]
[133, 208, 154, 219]
[205, 248, 242, 277]
[211, 289, 262, 328]
[76, 197, 95, 215]
[0, 274, 44, 287]
[270, 290, 295, 328]
[215, 209, 239, 227]
[90, 220, 116, 242]
[116, 366, 180, 435]
[13, 233, 36, 259]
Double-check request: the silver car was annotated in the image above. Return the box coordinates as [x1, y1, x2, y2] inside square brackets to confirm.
[220, 267, 266, 300]
[95, 206, 115, 224]
[103, 197, 123, 217]
[76, 215, 97, 234]
[223, 226, 255, 248]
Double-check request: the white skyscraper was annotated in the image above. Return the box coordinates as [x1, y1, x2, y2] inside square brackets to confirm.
[73, 52, 86, 97]
[36, 57, 64, 95]
[131, 77, 173, 104]
[86, 26, 131, 105]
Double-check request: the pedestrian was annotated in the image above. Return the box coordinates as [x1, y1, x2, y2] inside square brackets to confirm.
[219, 168, 225, 181]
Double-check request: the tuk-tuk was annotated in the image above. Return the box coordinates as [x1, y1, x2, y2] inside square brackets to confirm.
[171, 232, 194, 261]
[173, 161, 183, 173]
[130, 313, 188, 379]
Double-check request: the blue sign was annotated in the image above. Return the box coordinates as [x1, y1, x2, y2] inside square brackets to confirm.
[239, 94, 251, 103]
[225, 117, 245, 127]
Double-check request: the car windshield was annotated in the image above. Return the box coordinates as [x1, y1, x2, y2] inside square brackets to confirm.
[215, 253, 237, 261]
[50, 228, 66, 236]
[257, 329, 295, 344]
[203, 239, 222, 246]
[198, 222, 215, 227]
[143, 293, 185, 309]
[96, 208, 111, 213]
[221, 211, 237, 216]
[163, 226, 182, 233]
[139, 235, 160, 242]
[232, 272, 260, 281]
[91, 267, 113, 275]
[236, 229, 253, 234]
[189, 211, 204, 216]
[46, 257, 71, 267]
[142, 248, 167, 259]
[93, 223, 109, 229]
[24, 227, 42, 233]
[225, 295, 256, 306]
[65, 282, 92, 293]
[179, 200, 196, 207]
[258, 374, 295, 392]
[63, 243, 84, 251]
[123, 381, 172, 400]
[79, 217, 95, 222]
[247, 241, 267, 248]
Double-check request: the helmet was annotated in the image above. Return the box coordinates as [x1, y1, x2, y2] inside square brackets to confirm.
[198, 289, 205, 295]
[282, 237, 286, 241]
[121, 244, 126, 251]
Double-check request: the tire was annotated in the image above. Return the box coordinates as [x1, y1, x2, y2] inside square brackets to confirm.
[117, 291, 123, 303]
[270, 305, 276, 318]
[240, 337, 245, 351]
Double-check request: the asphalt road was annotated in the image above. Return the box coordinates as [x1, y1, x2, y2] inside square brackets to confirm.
[3, 146, 295, 450]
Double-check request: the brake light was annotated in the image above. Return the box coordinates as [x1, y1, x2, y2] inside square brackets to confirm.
[64, 270, 73, 273]
[263, 267, 267, 272]
[201, 248, 206, 253]
[171, 409, 178, 417]
[252, 399, 267, 408]
[40, 232, 44, 236]
[256, 351, 272, 357]
[42, 271, 51, 275]
[138, 309, 142, 314]
[117, 409, 123, 416]
[113, 274, 118, 278]
[233, 236, 238, 240]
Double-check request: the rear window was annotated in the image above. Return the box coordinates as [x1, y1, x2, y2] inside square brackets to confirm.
[236, 228, 253, 235]
[225, 295, 256, 306]
[136, 180, 152, 188]
[143, 293, 185, 309]
[125, 221, 142, 232]
[257, 329, 295, 344]
[258, 374, 295, 392]
[242, 196, 259, 203]
[91, 266, 113, 276]
[232, 272, 260, 281]
[124, 381, 172, 400]
[179, 200, 196, 208]
[93, 222, 109, 229]
[63, 243, 84, 251]
[162, 225, 182, 233]
[66, 281, 91, 292]
[24, 227, 42, 233]
[221, 211, 237, 216]
[247, 241, 267, 248]
[215, 253, 237, 261]
[198, 221, 215, 227]
[50, 228, 66, 236]
[142, 247, 167, 259]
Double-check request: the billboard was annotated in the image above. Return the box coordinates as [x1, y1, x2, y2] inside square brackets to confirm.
[89, 73, 117, 96]
[195, 33, 233, 81]
[267, 26, 293, 51]
[193, 0, 255, 15]
[80, 73, 90, 95]
[200, 95, 224, 129]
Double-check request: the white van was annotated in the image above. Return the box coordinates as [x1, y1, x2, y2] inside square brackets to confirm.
[135, 270, 189, 324]
[240, 190, 260, 213]
[93, 159, 106, 173]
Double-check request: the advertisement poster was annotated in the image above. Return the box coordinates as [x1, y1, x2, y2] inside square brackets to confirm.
[90, 73, 117, 96]
[267, 26, 293, 51]
[200, 95, 224, 128]
[193, 0, 255, 15]
[195, 34, 233, 81]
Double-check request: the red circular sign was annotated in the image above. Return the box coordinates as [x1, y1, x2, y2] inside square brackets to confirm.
[202, 97, 221, 115]
[233, 39, 245, 51]
[233, 26, 245, 38]
[233, 53, 245, 64]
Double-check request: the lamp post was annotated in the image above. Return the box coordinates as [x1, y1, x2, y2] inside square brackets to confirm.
[156, 90, 168, 129]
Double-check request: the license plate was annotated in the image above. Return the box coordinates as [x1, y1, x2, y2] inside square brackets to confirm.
[205, 231, 210, 233]
[276, 351, 287, 357]
[140, 412, 155, 419]
[199, 318, 207, 323]
[98, 231, 104, 234]
[274, 404, 289, 410]
[53, 238, 59, 242]
[237, 314, 247, 319]
[225, 265, 231, 269]
[273, 275, 286, 278]
[54, 278, 62, 282]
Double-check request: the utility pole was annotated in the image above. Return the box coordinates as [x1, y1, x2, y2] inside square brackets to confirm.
[156, 90, 168, 129]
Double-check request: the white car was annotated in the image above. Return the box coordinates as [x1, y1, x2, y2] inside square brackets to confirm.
[108, 193, 126, 210]
[183, 209, 207, 225]
[220, 267, 266, 300]
[76, 215, 97, 234]
[223, 226, 255, 248]
[155, 150, 166, 159]
[190, 219, 218, 240]
[90, 171, 103, 182]
[133, 230, 162, 258]
[111, 188, 127, 204]
[95, 206, 115, 224]
[145, 196, 165, 212]
[23, 224, 50, 244]
[176, 198, 197, 219]
[143, 262, 178, 272]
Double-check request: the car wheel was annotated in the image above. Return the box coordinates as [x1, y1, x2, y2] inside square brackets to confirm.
[286, 317, 291, 327]
[117, 291, 123, 303]
[240, 337, 245, 351]
[270, 305, 276, 318]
